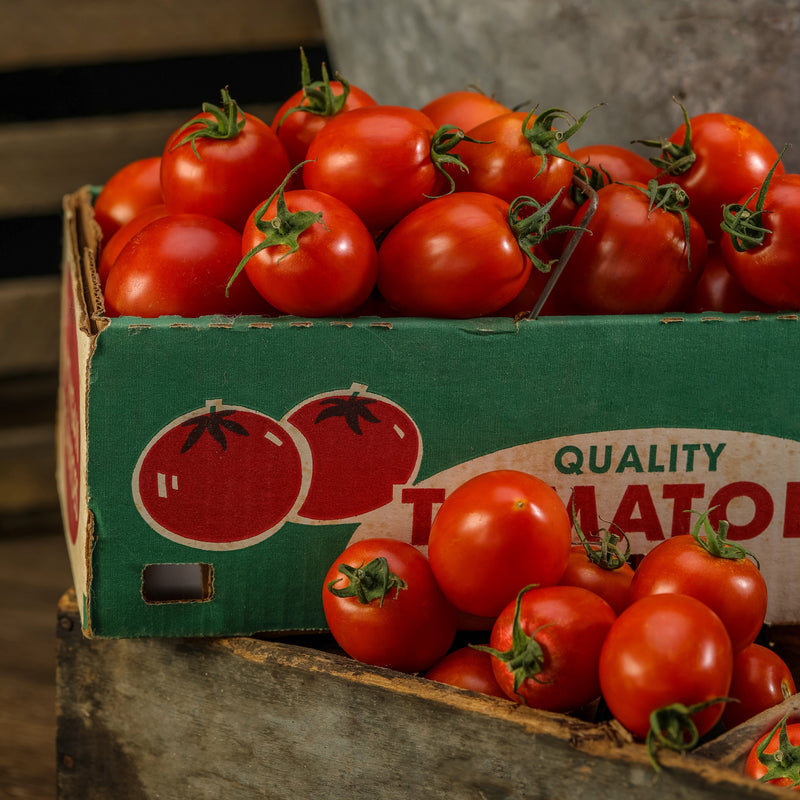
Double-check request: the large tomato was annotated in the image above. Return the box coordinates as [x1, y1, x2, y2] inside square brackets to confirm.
[133, 400, 305, 548]
[558, 179, 707, 314]
[284, 384, 421, 521]
[723, 643, 796, 729]
[303, 104, 469, 233]
[599, 594, 733, 749]
[233, 171, 377, 316]
[639, 103, 784, 241]
[377, 191, 549, 318]
[93, 156, 164, 242]
[745, 716, 800, 790]
[424, 646, 509, 699]
[160, 88, 290, 231]
[480, 584, 616, 711]
[322, 538, 457, 673]
[628, 510, 767, 654]
[104, 213, 272, 317]
[427, 470, 572, 618]
[271, 49, 377, 166]
[420, 88, 511, 133]
[720, 157, 800, 310]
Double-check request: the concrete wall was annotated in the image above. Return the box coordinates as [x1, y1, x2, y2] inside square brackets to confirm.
[318, 0, 800, 170]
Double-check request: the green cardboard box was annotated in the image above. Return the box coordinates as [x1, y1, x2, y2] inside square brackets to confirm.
[58, 187, 800, 638]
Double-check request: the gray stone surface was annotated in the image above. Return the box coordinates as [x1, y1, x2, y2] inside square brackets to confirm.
[317, 0, 800, 170]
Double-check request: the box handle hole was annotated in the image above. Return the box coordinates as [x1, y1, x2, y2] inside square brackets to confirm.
[142, 563, 214, 604]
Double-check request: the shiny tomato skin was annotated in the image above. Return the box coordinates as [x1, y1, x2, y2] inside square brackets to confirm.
[723, 643, 796, 729]
[93, 156, 164, 242]
[420, 89, 511, 133]
[628, 533, 767, 654]
[161, 109, 290, 232]
[323, 538, 457, 673]
[97, 203, 168, 286]
[104, 214, 272, 317]
[721, 173, 800, 309]
[427, 470, 572, 618]
[745, 721, 800, 789]
[659, 112, 784, 241]
[571, 144, 658, 185]
[376, 191, 531, 318]
[303, 105, 446, 234]
[271, 82, 377, 166]
[559, 182, 707, 314]
[489, 585, 617, 711]
[241, 189, 378, 316]
[558, 545, 634, 616]
[424, 646, 509, 699]
[599, 593, 733, 741]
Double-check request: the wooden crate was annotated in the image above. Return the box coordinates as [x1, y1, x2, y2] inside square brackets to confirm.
[56, 589, 795, 799]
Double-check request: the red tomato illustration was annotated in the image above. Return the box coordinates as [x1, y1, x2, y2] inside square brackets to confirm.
[284, 383, 421, 521]
[133, 400, 306, 548]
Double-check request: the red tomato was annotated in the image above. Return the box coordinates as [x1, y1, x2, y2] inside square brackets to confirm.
[235, 181, 378, 317]
[559, 544, 634, 616]
[723, 643, 796, 729]
[93, 156, 163, 242]
[745, 716, 800, 790]
[571, 143, 658, 184]
[720, 163, 800, 310]
[640, 104, 784, 241]
[482, 585, 616, 711]
[133, 400, 304, 546]
[271, 50, 377, 166]
[558, 180, 707, 314]
[104, 214, 271, 317]
[97, 203, 168, 286]
[283, 383, 420, 521]
[376, 191, 540, 318]
[160, 88, 290, 231]
[322, 538, 457, 673]
[599, 593, 733, 745]
[420, 89, 511, 132]
[303, 105, 465, 233]
[427, 470, 572, 618]
[628, 511, 767, 654]
[424, 646, 509, 699]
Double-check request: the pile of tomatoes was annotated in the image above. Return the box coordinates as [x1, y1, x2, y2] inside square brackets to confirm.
[322, 468, 797, 778]
[93, 52, 800, 320]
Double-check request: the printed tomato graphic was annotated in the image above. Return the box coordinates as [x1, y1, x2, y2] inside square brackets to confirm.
[284, 383, 421, 521]
[133, 399, 306, 549]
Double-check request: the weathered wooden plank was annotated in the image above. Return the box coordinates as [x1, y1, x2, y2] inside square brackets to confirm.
[56, 590, 785, 800]
[2, 0, 324, 70]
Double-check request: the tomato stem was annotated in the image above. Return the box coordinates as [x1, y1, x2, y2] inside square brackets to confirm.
[327, 556, 407, 606]
[570, 502, 631, 571]
[754, 714, 800, 786]
[635, 98, 697, 176]
[426, 125, 490, 198]
[688, 508, 761, 567]
[171, 87, 246, 160]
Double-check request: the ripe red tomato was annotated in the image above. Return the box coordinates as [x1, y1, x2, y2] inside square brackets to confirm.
[558, 180, 707, 314]
[133, 400, 304, 547]
[97, 203, 168, 286]
[482, 584, 616, 711]
[104, 214, 272, 317]
[720, 164, 800, 310]
[723, 643, 796, 729]
[420, 88, 511, 133]
[284, 384, 420, 521]
[271, 51, 377, 166]
[303, 104, 464, 233]
[640, 104, 784, 241]
[160, 88, 290, 231]
[322, 538, 457, 673]
[376, 191, 538, 318]
[745, 716, 800, 790]
[628, 511, 767, 654]
[427, 470, 572, 618]
[424, 646, 509, 699]
[235, 182, 378, 317]
[571, 143, 658, 184]
[599, 593, 733, 744]
[93, 156, 163, 242]
[558, 544, 634, 616]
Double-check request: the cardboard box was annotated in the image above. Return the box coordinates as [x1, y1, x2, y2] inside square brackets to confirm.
[58, 186, 800, 638]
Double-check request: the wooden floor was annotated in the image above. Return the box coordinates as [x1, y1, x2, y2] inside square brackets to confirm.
[1, 517, 73, 800]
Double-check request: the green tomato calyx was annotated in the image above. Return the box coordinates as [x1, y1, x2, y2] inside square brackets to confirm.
[571, 502, 631, 571]
[756, 714, 800, 786]
[689, 507, 761, 567]
[171, 87, 246, 159]
[636, 99, 697, 176]
[327, 556, 408, 606]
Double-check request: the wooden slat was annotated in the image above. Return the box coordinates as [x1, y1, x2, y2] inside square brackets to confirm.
[2, 0, 324, 70]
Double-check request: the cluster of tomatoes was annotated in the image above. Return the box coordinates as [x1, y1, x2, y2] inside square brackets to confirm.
[322, 468, 797, 779]
[92, 51, 800, 320]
